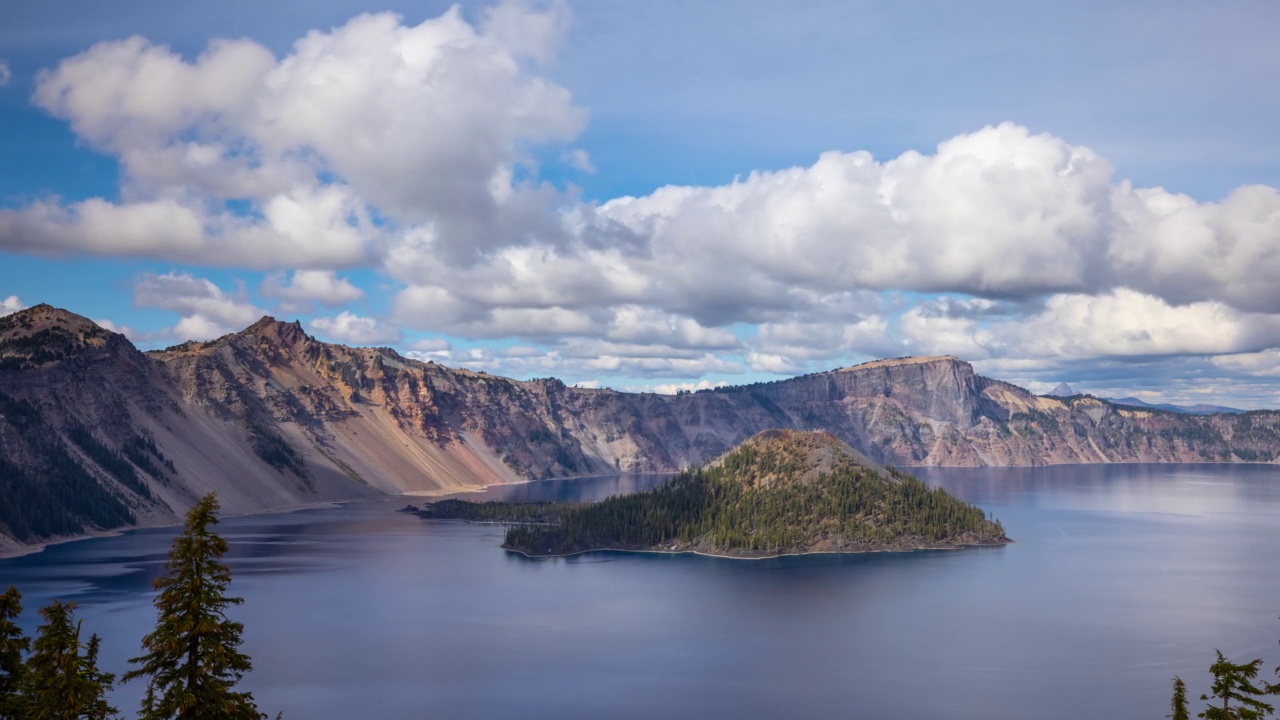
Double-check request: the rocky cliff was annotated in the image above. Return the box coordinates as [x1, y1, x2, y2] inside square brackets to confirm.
[2, 304, 1278, 552]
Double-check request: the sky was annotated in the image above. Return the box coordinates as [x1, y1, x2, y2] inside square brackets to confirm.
[2, 0, 1280, 406]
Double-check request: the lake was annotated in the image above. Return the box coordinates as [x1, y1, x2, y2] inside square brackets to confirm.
[2, 464, 1278, 719]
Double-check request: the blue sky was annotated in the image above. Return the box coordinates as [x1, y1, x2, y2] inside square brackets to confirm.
[3, 0, 1280, 405]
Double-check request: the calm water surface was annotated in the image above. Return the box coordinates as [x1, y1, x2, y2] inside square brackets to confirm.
[2, 465, 1278, 720]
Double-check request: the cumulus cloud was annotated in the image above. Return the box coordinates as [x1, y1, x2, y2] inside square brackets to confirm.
[746, 351, 803, 374]
[893, 289, 1280, 364]
[308, 311, 399, 345]
[3, 1, 583, 267]
[407, 338, 452, 353]
[996, 290, 1280, 358]
[562, 148, 595, 173]
[382, 123, 1280, 374]
[0, 60, 11, 87]
[1212, 349, 1280, 377]
[639, 380, 730, 395]
[261, 270, 364, 312]
[0, 295, 25, 316]
[94, 318, 152, 342]
[604, 306, 739, 349]
[132, 272, 264, 340]
[309, 312, 401, 345]
[417, 336, 744, 380]
[8, 1, 1280, 396]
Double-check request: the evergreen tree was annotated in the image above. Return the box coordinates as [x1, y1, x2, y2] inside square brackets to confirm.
[1272, 615, 1280, 696]
[1171, 676, 1190, 720]
[123, 493, 265, 720]
[23, 600, 116, 720]
[1199, 651, 1275, 720]
[0, 587, 28, 720]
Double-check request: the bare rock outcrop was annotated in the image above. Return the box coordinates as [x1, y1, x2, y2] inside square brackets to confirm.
[2, 304, 1278, 551]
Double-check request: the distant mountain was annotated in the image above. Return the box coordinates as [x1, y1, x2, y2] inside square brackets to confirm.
[1103, 397, 1243, 416]
[430, 429, 1009, 558]
[1047, 382, 1075, 397]
[3, 304, 1280, 553]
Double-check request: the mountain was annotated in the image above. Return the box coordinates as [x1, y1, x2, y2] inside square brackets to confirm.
[428, 429, 1009, 558]
[1103, 397, 1243, 416]
[1048, 382, 1075, 397]
[4, 304, 1280, 553]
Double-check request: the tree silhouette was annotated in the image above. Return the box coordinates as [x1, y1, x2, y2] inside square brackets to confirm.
[1198, 651, 1275, 720]
[1170, 676, 1190, 720]
[23, 600, 116, 720]
[0, 587, 29, 720]
[123, 493, 264, 720]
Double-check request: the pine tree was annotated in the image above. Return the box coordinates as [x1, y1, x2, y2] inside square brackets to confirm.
[0, 587, 29, 720]
[123, 493, 265, 720]
[22, 600, 116, 720]
[1199, 650, 1275, 720]
[1170, 676, 1190, 720]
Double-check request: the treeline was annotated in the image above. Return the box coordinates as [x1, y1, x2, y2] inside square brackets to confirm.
[0, 391, 135, 541]
[0, 494, 274, 720]
[248, 423, 307, 480]
[415, 498, 583, 525]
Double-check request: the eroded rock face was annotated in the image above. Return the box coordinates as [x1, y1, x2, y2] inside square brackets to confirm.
[2, 305, 1278, 549]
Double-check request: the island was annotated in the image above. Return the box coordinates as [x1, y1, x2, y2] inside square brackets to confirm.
[416, 429, 1010, 558]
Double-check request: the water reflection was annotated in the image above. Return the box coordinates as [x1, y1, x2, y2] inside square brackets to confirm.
[434, 472, 674, 504]
[0, 464, 1277, 720]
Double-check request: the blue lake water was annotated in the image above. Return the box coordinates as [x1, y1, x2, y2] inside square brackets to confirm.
[2, 464, 1279, 719]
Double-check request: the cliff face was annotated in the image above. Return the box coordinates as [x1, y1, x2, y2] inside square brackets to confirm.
[2, 304, 1279, 551]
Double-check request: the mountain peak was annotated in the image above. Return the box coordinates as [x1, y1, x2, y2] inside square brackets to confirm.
[839, 355, 968, 373]
[0, 304, 124, 370]
[1, 304, 104, 333]
[712, 429, 889, 485]
[1048, 382, 1075, 397]
[239, 316, 311, 345]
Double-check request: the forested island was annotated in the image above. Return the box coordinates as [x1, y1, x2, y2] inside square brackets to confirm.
[417, 429, 1010, 558]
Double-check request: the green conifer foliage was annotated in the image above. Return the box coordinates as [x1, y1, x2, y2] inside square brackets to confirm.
[123, 494, 264, 720]
[1199, 651, 1275, 720]
[23, 600, 116, 720]
[1171, 676, 1190, 720]
[0, 587, 29, 720]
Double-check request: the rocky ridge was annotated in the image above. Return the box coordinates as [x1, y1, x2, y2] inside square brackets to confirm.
[2, 304, 1279, 552]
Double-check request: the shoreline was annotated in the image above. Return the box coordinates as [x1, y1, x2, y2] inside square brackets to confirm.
[0, 497, 370, 561]
[500, 538, 1012, 561]
[7, 458, 1273, 561]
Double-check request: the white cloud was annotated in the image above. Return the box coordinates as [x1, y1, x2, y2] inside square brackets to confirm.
[4, 1, 583, 267]
[310, 312, 401, 345]
[887, 289, 1280, 365]
[383, 123, 1280, 365]
[8, 2, 1280, 396]
[94, 318, 147, 341]
[562, 148, 595, 173]
[632, 380, 729, 395]
[261, 270, 364, 312]
[604, 306, 739, 349]
[418, 337, 743, 380]
[132, 272, 264, 340]
[0, 295, 25, 316]
[406, 337, 452, 353]
[1211, 349, 1280, 377]
[754, 315, 896, 363]
[746, 351, 802, 374]
[992, 290, 1280, 359]
[0, 60, 11, 87]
